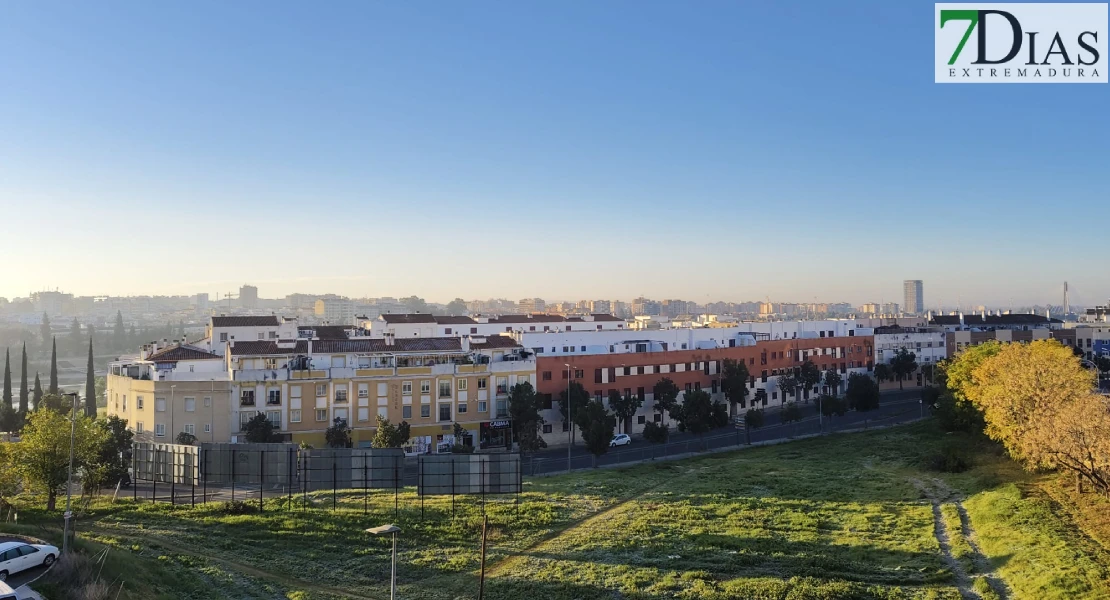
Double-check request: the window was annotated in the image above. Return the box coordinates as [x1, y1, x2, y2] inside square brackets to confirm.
[184, 423, 195, 435]
[653, 413, 662, 423]
[402, 381, 412, 395]
[220, 333, 228, 342]
[358, 384, 369, 398]
[136, 396, 143, 409]
[264, 358, 277, 369]
[267, 390, 281, 405]
[270, 331, 278, 339]
[156, 398, 166, 412]
[290, 410, 302, 423]
[574, 369, 584, 379]
[420, 404, 430, 418]
[543, 424, 552, 434]
[136, 421, 144, 433]
[267, 411, 281, 428]
[439, 404, 451, 421]
[637, 415, 646, 424]
[204, 423, 212, 433]
[358, 408, 369, 422]
[477, 378, 488, 390]
[420, 380, 431, 394]
[155, 423, 166, 437]
[458, 402, 467, 414]
[496, 377, 508, 394]
[439, 380, 452, 398]
[403, 405, 412, 419]
[240, 390, 255, 406]
[316, 384, 328, 396]
[258, 332, 265, 340]
[335, 388, 348, 403]
[478, 400, 487, 412]
[457, 378, 468, 391]
[315, 409, 327, 422]
[204, 396, 212, 407]
[543, 371, 552, 381]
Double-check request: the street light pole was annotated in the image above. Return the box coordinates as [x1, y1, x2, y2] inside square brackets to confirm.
[170, 384, 176, 442]
[565, 362, 572, 474]
[367, 524, 402, 600]
[62, 391, 80, 554]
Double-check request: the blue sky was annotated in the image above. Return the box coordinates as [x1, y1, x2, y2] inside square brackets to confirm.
[0, 1, 1105, 308]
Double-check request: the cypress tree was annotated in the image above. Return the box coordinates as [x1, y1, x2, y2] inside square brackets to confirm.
[49, 337, 59, 394]
[0, 351, 12, 434]
[18, 342, 28, 415]
[2, 349, 11, 419]
[33, 372, 42, 411]
[113, 310, 125, 350]
[85, 337, 97, 418]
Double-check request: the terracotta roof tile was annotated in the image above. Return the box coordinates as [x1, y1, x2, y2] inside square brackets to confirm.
[211, 316, 281, 327]
[229, 340, 309, 356]
[146, 345, 221, 362]
[469, 335, 522, 350]
[380, 314, 436, 324]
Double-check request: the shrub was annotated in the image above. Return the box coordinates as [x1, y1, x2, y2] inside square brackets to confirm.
[450, 444, 475, 454]
[218, 500, 259, 515]
[926, 444, 973, 473]
[642, 421, 669, 444]
[780, 403, 803, 423]
[36, 550, 113, 600]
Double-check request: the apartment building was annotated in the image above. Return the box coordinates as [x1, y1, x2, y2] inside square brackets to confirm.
[361, 313, 626, 339]
[228, 333, 535, 450]
[106, 342, 234, 443]
[873, 326, 947, 388]
[517, 298, 546, 314]
[315, 298, 355, 325]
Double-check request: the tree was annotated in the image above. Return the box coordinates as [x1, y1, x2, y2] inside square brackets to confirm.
[721, 358, 750, 417]
[69, 318, 82, 354]
[925, 385, 983, 434]
[0, 390, 15, 434]
[13, 409, 106, 510]
[652, 377, 680, 424]
[744, 408, 765, 444]
[113, 311, 125, 351]
[1097, 356, 1110, 375]
[573, 398, 615, 468]
[846, 373, 880, 412]
[400, 296, 428, 314]
[642, 421, 668, 446]
[40, 313, 51, 348]
[819, 394, 847, 417]
[674, 389, 716, 448]
[84, 416, 132, 492]
[175, 431, 197, 445]
[49, 337, 59, 395]
[325, 417, 352, 448]
[371, 415, 409, 448]
[85, 337, 96, 418]
[241, 413, 279, 443]
[444, 298, 468, 316]
[778, 372, 799, 401]
[2, 349, 11, 428]
[873, 363, 893, 384]
[823, 369, 843, 396]
[799, 359, 821, 400]
[451, 422, 470, 447]
[1028, 393, 1110, 494]
[39, 393, 72, 414]
[780, 402, 803, 423]
[890, 349, 918, 390]
[753, 388, 768, 407]
[508, 382, 547, 454]
[32, 373, 42, 412]
[18, 343, 28, 420]
[607, 389, 642, 434]
[1072, 344, 1086, 359]
[557, 381, 590, 444]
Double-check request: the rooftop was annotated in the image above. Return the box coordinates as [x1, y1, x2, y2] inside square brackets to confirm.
[146, 344, 222, 362]
[211, 315, 281, 327]
[929, 314, 1060, 326]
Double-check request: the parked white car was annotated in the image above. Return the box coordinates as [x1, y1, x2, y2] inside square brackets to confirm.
[609, 434, 632, 447]
[0, 542, 58, 582]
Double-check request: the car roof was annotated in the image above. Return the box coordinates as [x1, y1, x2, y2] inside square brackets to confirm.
[0, 541, 26, 551]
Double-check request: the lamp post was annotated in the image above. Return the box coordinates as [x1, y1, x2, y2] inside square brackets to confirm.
[62, 391, 80, 554]
[564, 362, 572, 474]
[170, 384, 176, 442]
[367, 524, 402, 600]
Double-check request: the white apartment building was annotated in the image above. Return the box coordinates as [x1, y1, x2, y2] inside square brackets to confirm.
[361, 313, 627, 339]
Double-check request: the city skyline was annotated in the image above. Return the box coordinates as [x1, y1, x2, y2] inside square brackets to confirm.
[2, 2, 1107, 306]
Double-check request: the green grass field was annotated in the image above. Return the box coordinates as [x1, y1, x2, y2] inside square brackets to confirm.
[7, 420, 1110, 600]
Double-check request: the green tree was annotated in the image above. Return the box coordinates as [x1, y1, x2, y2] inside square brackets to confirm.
[241, 413, 278, 443]
[444, 298, 468, 316]
[85, 337, 96, 418]
[69, 318, 82, 354]
[18, 342, 28, 420]
[744, 408, 765, 444]
[674, 389, 716, 448]
[607, 389, 642, 434]
[49, 337, 59, 394]
[40, 313, 51, 348]
[14, 409, 106, 510]
[557, 381, 590, 444]
[32, 373, 42, 411]
[39, 393, 72, 414]
[780, 402, 803, 423]
[846, 373, 880, 411]
[652, 377, 680, 424]
[890, 349, 918, 390]
[113, 311, 125, 351]
[2, 349, 11, 429]
[508, 382, 547, 454]
[819, 394, 847, 417]
[175, 431, 197, 445]
[325, 417, 352, 448]
[371, 415, 409, 448]
[778, 372, 799, 401]
[721, 358, 751, 416]
[873, 363, 893, 384]
[83, 415, 132, 492]
[823, 369, 843, 396]
[0, 390, 15, 434]
[400, 296, 428, 314]
[642, 421, 668, 447]
[573, 398, 615, 468]
[799, 359, 822, 400]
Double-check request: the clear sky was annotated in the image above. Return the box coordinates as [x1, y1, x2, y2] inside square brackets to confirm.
[0, 1, 1106, 308]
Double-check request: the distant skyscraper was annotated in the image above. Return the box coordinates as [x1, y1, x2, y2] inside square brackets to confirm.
[903, 280, 923, 315]
[240, 284, 259, 309]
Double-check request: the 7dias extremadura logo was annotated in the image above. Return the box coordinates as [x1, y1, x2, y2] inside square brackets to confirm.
[936, 3, 1107, 83]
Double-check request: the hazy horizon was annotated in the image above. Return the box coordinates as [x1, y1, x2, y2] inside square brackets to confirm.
[2, 1, 1106, 307]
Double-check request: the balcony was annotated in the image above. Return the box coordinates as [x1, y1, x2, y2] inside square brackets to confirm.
[240, 399, 256, 407]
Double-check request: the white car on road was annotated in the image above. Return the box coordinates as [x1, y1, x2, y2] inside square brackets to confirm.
[0, 542, 58, 582]
[609, 434, 632, 447]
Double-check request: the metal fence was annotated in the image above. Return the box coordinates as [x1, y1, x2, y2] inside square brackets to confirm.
[417, 453, 522, 516]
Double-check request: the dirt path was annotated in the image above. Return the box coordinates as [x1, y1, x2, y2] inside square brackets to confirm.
[912, 478, 1010, 600]
[88, 526, 385, 600]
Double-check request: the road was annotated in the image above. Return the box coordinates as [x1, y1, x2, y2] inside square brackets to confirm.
[0, 535, 51, 592]
[524, 389, 928, 474]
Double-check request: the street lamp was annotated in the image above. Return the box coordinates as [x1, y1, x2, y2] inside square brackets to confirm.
[564, 363, 573, 474]
[367, 524, 402, 600]
[62, 391, 80, 554]
[170, 384, 176, 442]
